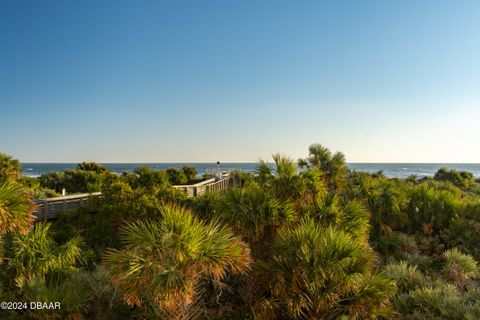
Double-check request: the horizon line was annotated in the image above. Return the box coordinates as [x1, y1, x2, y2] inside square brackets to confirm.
[20, 161, 480, 165]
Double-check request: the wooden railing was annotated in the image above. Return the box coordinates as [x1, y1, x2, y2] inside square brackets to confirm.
[33, 192, 101, 222]
[33, 176, 233, 221]
[172, 175, 232, 198]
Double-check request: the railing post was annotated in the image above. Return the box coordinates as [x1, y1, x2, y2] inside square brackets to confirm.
[43, 200, 48, 222]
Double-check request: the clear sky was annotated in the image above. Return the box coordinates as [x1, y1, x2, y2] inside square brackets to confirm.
[1, 1, 480, 163]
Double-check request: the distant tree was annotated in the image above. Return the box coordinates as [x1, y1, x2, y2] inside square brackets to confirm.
[63, 169, 107, 193]
[133, 166, 170, 188]
[166, 167, 187, 185]
[39, 172, 66, 193]
[77, 162, 110, 175]
[182, 165, 198, 182]
[21, 177, 58, 200]
[434, 167, 474, 189]
[38, 163, 112, 194]
[40, 169, 109, 194]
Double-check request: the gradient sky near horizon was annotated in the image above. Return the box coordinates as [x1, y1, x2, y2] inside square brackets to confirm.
[1, 1, 480, 163]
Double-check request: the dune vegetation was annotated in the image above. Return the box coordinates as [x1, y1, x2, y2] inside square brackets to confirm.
[1, 145, 480, 319]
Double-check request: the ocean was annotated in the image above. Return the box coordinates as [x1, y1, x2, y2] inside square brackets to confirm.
[21, 163, 480, 179]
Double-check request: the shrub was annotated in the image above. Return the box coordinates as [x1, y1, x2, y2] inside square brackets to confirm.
[443, 248, 479, 285]
[103, 205, 251, 317]
[383, 261, 426, 292]
[375, 232, 419, 259]
[396, 281, 480, 319]
[133, 166, 170, 189]
[182, 165, 198, 182]
[39, 163, 111, 194]
[0, 152, 21, 182]
[408, 184, 462, 232]
[166, 167, 188, 185]
[434, 168, 474, 189]
[255, 220, 396, 319]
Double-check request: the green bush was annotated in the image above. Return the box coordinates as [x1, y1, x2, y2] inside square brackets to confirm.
[133, 166, 170, 189]
[181, 165, 198, 182]
[0, 152, 21, 182]
[443, 248, 479, 285]
[383, 261, 427, 292]
[434, 168, 475, 189]
[166, 167, 188, 185]
[407, 183, 462, 232]
[39, 162, 111, 194]
[255, 221, 396, 319]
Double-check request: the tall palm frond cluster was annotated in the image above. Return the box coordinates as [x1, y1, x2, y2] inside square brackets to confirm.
[2, 144, 480, 319]
[0, 181, 34, 235]
[103, 204, 251, 318]
[0, 152, 21, 183]
[0, 158, 89, 318]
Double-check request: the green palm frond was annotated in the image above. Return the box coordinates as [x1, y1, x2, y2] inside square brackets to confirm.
[443, 248, 479, 284]
[0, 181, 34, 234]
[256, 159, 274, 181]
[0, 152, 21, 182]
[257, 220, 394, 319]
[383, 261, 426, 293]
[272, 153, 297, 179]
[216, 186, 297, 246]
[299, 143, 347, 191]
[338, 200, 371, 240]
[4, 223, 83, 287]
[103, 204, 251, 313]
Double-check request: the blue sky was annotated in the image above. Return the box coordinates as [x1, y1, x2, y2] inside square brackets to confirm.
[1, 1, 480, 163]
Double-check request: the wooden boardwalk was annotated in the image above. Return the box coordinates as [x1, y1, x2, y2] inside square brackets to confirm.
[172, 175, 232, 197]
[34, 192, 102, 222]
[33, 175, 232, 221]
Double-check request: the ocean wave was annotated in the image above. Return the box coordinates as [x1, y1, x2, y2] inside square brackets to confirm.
[24, 174, 41, 178]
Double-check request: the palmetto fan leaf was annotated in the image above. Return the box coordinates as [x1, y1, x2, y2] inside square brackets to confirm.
[257, 153, 325, 203]
[338, 200, 371, 241]
[21, 273, 92, 319]
[216, 186, 296, 245]
[0, 181, 34, 235]
[103, 204, 251, 315]
[298, 143, 347, 191]
[271, 153, 297, 178]
[256, 159, 274, 180]
[0, 152, 21, 182]
[5, 223, 83, 287]
[257, 220, 395, 319]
